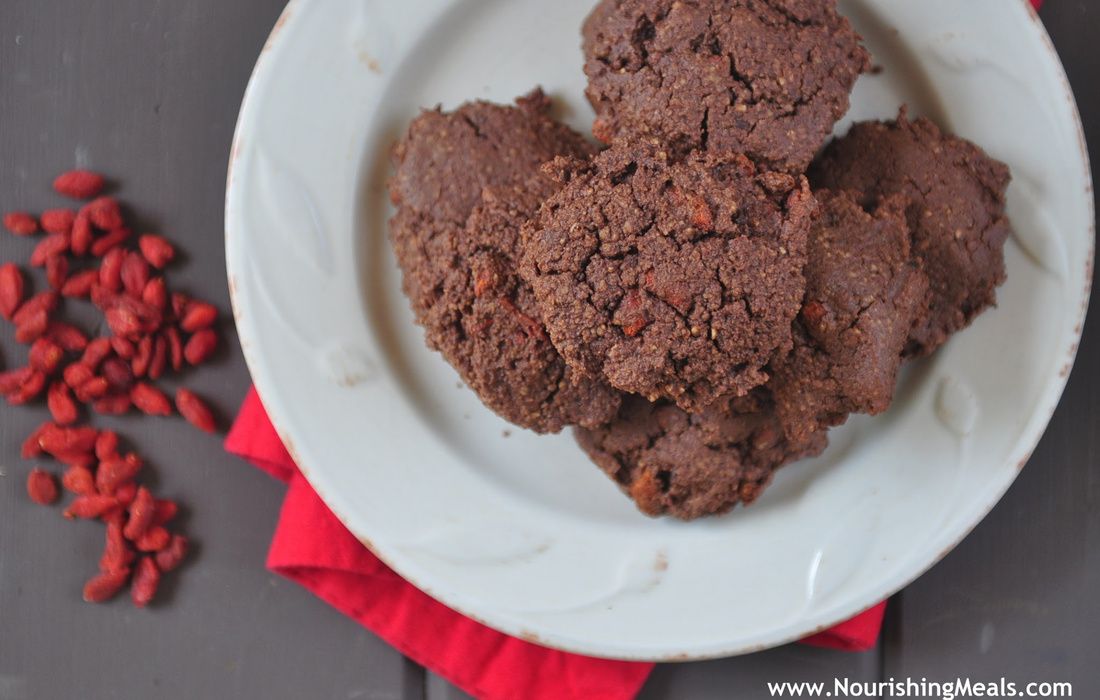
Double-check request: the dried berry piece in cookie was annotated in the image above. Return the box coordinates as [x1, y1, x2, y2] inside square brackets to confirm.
[388, 90, 621, 433]
[575, 391, 827, 520]
[770, 190, 929, 442]
[521, 141, 815, 412]
[582, 0, 869, 172]
[810, 109, 1012, 356]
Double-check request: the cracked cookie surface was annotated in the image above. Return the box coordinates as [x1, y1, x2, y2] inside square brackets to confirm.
[582, 0, 869, 173]
[520, 141, 815, 412]
[388, 90, 622, 433]
[810, 110, 1012, 356]
[574, 192, 925, 519]
[575, 390, 827, 519]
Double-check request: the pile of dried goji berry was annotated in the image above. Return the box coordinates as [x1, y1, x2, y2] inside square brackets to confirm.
[3, 169, 221, 607]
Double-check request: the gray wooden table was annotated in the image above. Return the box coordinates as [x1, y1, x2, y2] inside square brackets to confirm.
[0, 2, 1096, 699]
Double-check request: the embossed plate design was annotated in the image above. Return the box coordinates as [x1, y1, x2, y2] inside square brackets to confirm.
[225, 0, 1093, 659]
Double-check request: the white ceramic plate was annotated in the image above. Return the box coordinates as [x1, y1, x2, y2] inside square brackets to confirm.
[226, 0, 1092, 660]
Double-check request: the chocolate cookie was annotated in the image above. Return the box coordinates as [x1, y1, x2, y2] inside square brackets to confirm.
[576, 391, 827, 519]
[770, 190, 929, 442]
[582, 0, 870, 173]
[576, 192, 927, 519]
[810, 110, 1012, 356]
[520, 141, 816, 412]
[388, 90, 622, 433]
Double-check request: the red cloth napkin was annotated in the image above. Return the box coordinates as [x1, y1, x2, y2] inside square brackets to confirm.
[226, 387, 886, 700]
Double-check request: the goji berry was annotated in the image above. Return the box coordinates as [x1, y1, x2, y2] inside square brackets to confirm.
[131, 556, 160, 608]
[180, 301, 217, 332]
[62, 362, 94, 389]
[105, 307, 141, 337]
[53, 170, 105, 200]
[83, 568, 130, 603]
[45, 255, 68, 290]
[175, 388, 217, 433]
[0, 366, 34, 395]
[14, 309, 50, 344]
[149, 335, 167, 379]
[103, 296, 160, 336]
[80, 337, 112, 369]
[101, 357, 133, 392]
[47, 381, 78, 425]
[6, 369, 46, 404]
[45, 322, 88, 352]
[60, 269, 98, 298]
[164, 326, 183, 371]
[114, 481, 138, 507]
[74, 377, 110, 402]
[131, 382, 171, 416]
[112, 294, 161, 328]
[85, 196, 123, 230]
[40, 209, 76, 236]
[101, 507, 126, 528]
[110, 335, 135, 359]
[29, 233, 70, 267]
[153, 499, 178, 526]
[100, 521, 135, 573]
[98, 505, 125, 528]
[89, 227, 130, 257]
[5, 173, 207, 610]
[96, 454, 142, 495]
[28, 337, 65, 373]
[26, 468, 59, 505]
[21, 422, 49, 458]
[131, 335, 153, 376]
[138, 234, 175, 269]
[64, 494, 118, 520]
[123, 451, 143, 470]
[56, 451, 96, 470]
[89, 282, 112, 309]
[154, 535, 188, 572]
[0, 263, 24, 318]
[38, 423, 98, 455]
[3, 211, 37, 236]
[61, 465, 96, 495]
[12, 291, 59, 326]
[120, 252, 150, 298]
[99, 247, 124, 292]
[141, 277, 166, 310]
[94, 430, 119, 460]
[71, 210, 93, 255]
[123, 486, 154, 540]
[92, 393, 131, 415]
[183, 329, 217, 365]
[171, 292, 189, 318]
[136, 526, 170, 552]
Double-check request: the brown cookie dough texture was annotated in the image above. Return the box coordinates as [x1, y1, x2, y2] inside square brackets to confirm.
[574, 191, 927, 520]
[582, 0, 870, 172]
[770, 190, 929, 443]
[388, 90, 622, 433]
[809, 110, 1012, 356]
[520, 141, 816, 413]
[576, 391, 827, 520]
